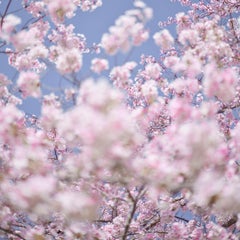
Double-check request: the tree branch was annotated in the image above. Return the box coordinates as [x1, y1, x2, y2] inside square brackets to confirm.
[121, 197, 138, 240]
[0, 226, 26, 240]
[0, 0, 13, 30]
[221, 215, 238, 228]
[121, 187, 145, 240]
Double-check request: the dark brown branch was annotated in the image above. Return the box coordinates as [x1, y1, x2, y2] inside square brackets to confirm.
[229, 13, 240, 43]
[121, 197, 138, 240]
[0, 226, 26, 240]
[94, 219, 112, 224]
[145, 218, 161, 231]
[0, 0, 13, 29]
[221, 215, 238, 228]
[175, 215, 189, 223]
[122, 187, 145, 240]
[217, 103, 240, 114]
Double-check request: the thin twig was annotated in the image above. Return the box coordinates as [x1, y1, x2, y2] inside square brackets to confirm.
[0, 226, 26, 240]
[0, 0, 13, 29]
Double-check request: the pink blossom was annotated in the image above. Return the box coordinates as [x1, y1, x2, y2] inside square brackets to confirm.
[171, 77, 199, 96]
[141, 80, 158, 103]
[0, 14, 21, 41]
[204, 64, 238, 102]
[41, 94, 62, 130]
[153, 29, 174, 51]
[75, 0, 103, 12]
[0, 73, 11, 86]
[178, 29, 199, 45]
[45, 0, 77, 23]
[131, 22, 149, 46]
[144, 63, 161, 80]
[11, 28, 41, 52]
[17, 71, 41, 98]
[101, 33, 121, 55]
[163, 55, 180, 69]
[28, 44, 48, 59]
[176, 12, 191, 33]
[133, 1, 146, 8]
[4, 175, 56, 214]
[101, 4, 151, 55]
[26, 1, 45, 17]
[168, 97, 194, 123]
[0, 104, 24, 144]
[55, 190, 97, 220]
[0, 0, 239, 238]
[91, 58, 109, 74]
[110, 62, 137, 88]
[55, 48, 82, 74]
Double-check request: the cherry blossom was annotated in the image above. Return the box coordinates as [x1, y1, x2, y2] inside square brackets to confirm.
[91, 58, 109, 74]
[17, 71, 41, 98]
[101, 3, 152, 55]
[0, 0, 239, 239]
[153, 29, 174, 51]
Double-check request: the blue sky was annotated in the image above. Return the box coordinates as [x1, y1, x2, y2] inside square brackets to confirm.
[0, 0, 188, 115]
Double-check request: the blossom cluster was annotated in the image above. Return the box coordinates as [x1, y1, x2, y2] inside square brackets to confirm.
[0, 0, 239, 239]
[101, 1, 152, 55]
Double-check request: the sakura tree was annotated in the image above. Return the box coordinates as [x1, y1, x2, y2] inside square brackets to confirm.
[0, 0, 239, 239]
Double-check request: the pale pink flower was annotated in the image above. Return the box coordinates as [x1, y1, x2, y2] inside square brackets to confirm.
[181, 51, 202, 77]
[41, 94, 62, 129]
[141, 80, 158, 103]
[172, 51, 202, 77]
[58, 79, 143, 175]
[11, 27, 41, 51]
[131, 22, 149, 46]
[55, 48, 82, 74]
[48, 24, 86, 50]
[75, 0, 103, 12]
[55, 191, 97, 220]
[144, 63, 161, 80]
[193, 171, 224, 207]
[163, 56, 180, 69]
[133, 1, 146, 8]
[101, 4, 151, 55]
[7, 95, 22, 105]
[0, 86, 9, 98]
[110, 62, 137, 88]
[45, 0, 76, 23]
[28, 44, 48, 59]
[25, 227, 45, 240]
[176, 12, 191, 33]
[5, 175, 56, 214]
[0, 74, 11, 86]
[0, 104, 24, 144]
[17, 71, 41, 98]
[125, 61, 137, 70]
[78, 78, 123, 110]
[91, 58, 109, 74]
[168, 97, 194, 123]
[100, 33, 119, 55]
[11, 129, 48, 174]
[143, 7, 153, 20]
[8, 51, 47, 72]
[0, 14, 21, 41]
[26, 1, 45, 17]
[171, 77, 199, 95]
[153, 29, 174, 51]
[178, 29, 199, 46]
[204, 64, 238, 102]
